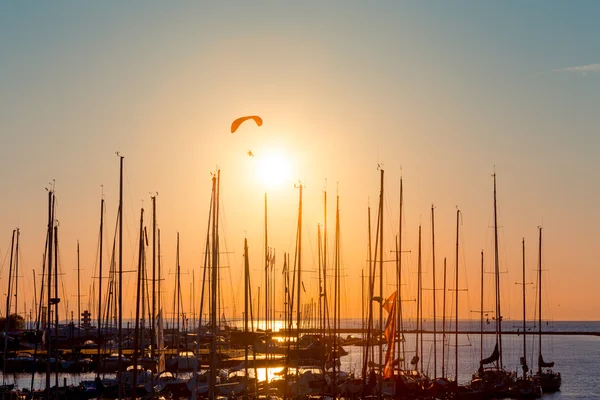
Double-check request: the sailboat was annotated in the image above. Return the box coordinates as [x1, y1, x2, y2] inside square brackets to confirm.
[471, 173, 515, 398]
[533, 227, 561, 392]
[509, 238, 542, 399]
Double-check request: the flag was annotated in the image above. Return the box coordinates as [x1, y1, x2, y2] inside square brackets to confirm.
[383, 291, 397, 378]
[382, 291, 397, 314]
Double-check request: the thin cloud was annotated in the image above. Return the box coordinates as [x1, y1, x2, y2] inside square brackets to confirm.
[553, 63, 600, 73]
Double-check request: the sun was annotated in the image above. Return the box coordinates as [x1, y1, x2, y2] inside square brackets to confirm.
[255, 151, 292, 189]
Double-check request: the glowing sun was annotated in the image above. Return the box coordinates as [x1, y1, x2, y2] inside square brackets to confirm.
[255, 151, 292, 189]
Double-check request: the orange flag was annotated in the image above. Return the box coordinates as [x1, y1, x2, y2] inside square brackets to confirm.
[383, 291, 397, 378]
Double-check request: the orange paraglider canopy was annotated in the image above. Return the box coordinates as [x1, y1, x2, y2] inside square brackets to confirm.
[231, 115, 263, 133]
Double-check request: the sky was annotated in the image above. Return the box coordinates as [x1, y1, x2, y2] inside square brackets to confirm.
[0, 1, 599, 326]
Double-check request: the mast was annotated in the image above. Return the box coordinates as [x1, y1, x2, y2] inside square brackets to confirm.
[378, 167, 384, 395]
[132, 208, 144, 398]
[264, 193, 268, 332]
[117, 154, 124, 399]
[317, 225, 322, 335]
[14, 229, 19, 324]
[192, 191, 214, 398]
[442, 258, 446, 379]
[151, 194, 157, 355]
[480, 251, 484, 361]
[362, 205, 373, 384]
[244, 238, 250, 378]
[323, 190, 328, 334]
[397, 177, 403, 373]
[97, 197, 104, 367]
[416, 225, 422, 373]
[209, 172, 218, 399]
[4, 230, 16, 376]
[295, 182, 303, 390]
[176, 232, 181, 350]
[192, 271, 195, 335]
[283, 251, 290, 396]
[454, 209, 460, 384]
[317, 223, 324, 372]
[158, 228, 161, 332]
[431, 205, 437, 378]
[45, 190, 54, 398]
[333, 192, 340, 396]
[264, 192, 269, 388]
[33, 269, 38, 331]
[361, 267, 365, 368]
[53, 224, 59, 390]
[77, 240, 81, 336]
[537, 227, 542, 375]
[492, 173, 503, 369]
[522, 237, 527, 378]
[53, 225, 58, 341]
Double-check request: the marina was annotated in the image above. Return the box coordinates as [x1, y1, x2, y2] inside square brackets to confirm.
[2, 2, 599, 399]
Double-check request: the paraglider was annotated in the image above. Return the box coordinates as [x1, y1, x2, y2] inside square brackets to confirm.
[231, 115, 263, 134]
[247, 150, 254, 157]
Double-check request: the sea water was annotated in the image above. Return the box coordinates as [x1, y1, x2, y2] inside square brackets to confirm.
[1, 321, 598, 399]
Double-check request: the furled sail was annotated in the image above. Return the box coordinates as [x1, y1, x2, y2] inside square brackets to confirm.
[480, 343, 499, 365]
[538, 354, 554, 368]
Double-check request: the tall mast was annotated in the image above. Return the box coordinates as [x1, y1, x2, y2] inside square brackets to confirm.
[14, 229, 19, 323]
[264, 192, 270, 388]
[522, 238, 527, 378]
[442, 257, 447, 379]
[176, 232, 181, 350]
[151, 194, 157, 355]
[97, 197, 104, 366]
[192, 270, 196, 335]
[192, 191, 214, 397]
[317, 224, 323, 346]
[333, 192, 340, 396]
[209, 172, 218, 399]
[53, 224, 59, 390]
[416, 225, 421, 372]
[397, 177, 403, 373]
[4, 230, 16, 376]
[378, 167, 384, 393]
[362, 205, 373, 384]
[537, 227, 542, 375]
[454, 209, 460, 384]
[117, 154, 124, 399]
[132, 208, 144, 398]
[264, 193, 268, 331]
[158, 228, 162, 332]
[394, 236, 399, 372]
[323, 190, 328, 334]
[53, 225, 58, 340]
[33, 269, 38, 332]
[431, 205, 437, 378]
[480, 251, 484, 361]
[492, 173, 503, 369]
[244, 238, 250, 378]
[295, 182, 303, 390]
[77, 240, 81, 336]
[361, 267, 365, 368]
[216, 171, 221, 332]
[45, 191, 54, 398]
